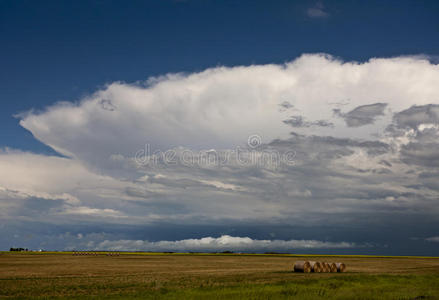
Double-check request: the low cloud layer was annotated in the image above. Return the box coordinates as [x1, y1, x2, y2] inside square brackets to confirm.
[2, 54, 439, 253]
[83, 235, 356, 252]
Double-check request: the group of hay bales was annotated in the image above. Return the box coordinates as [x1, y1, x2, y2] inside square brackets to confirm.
[71, 252, 120, 256]
[294, 261, 346, 273]
[72, 252, 99, 256]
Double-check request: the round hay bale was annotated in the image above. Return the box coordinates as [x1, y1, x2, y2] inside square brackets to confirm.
[328, 262, 337, 272]
[335, 262, 346, 273]
[293, 261, 311, 273]
[325, 262, 333, 272]
[309, 261, 322, 273]
[322, 262, 330, 273]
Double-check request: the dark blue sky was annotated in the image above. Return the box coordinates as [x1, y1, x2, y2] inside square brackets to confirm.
[1, 0, 439, 153]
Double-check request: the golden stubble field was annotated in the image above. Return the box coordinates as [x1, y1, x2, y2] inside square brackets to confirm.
[1, 252, 439, 299]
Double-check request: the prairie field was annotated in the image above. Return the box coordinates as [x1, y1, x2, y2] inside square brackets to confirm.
[1, 252, 439, 299]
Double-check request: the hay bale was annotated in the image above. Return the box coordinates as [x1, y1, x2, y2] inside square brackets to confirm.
[293, 261, 311, 273]
[322, 262, 330, 272]
[335, 262, 346, 273]
[309, 261, 322, 273]
[328, 262, 337, 272]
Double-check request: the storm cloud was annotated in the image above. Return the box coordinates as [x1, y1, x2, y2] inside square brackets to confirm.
[2, 54, 439, 253]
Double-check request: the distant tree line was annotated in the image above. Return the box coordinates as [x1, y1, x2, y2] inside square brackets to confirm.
[10, 247, 28, 251]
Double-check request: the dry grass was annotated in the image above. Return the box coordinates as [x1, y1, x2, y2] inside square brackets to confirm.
[1, 252, 439, 299]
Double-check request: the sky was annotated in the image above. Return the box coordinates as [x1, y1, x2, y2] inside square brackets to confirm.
[1, 0, 439, 255]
